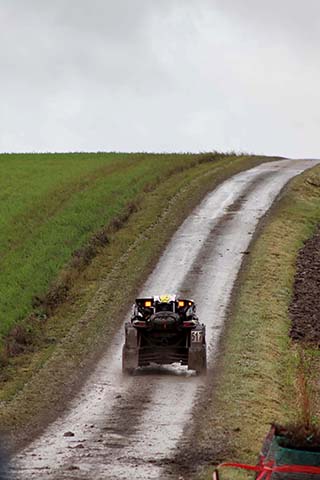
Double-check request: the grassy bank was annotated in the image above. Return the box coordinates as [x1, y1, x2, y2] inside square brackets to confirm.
[0, 152, 274, 443]
[195, 163, 320, 479]
[0, 152, 215, 342]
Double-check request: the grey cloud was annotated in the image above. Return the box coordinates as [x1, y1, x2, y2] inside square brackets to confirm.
[213, 0, 320, 36]
[0, 1, 169, 90]
[0, 0, 319, 157]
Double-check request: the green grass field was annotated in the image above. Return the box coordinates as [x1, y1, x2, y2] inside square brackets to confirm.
[0, 152, 218, 343]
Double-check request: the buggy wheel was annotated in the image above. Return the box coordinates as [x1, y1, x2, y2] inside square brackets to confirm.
[122, 354, 136, 375]
[122, 323, 139, 375]
[122, 367, 135, 376]
[188, 344, 207, 374]
[122, 345, 138, 375]
[196, 349, 207, 375]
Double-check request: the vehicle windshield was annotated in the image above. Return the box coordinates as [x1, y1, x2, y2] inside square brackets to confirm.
[155, 303, 173, 312]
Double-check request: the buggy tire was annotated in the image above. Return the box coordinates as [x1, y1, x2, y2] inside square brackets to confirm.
[188, 344, 207, 374]
[122, 345, 138, 375]
[196, 349, 207, 375]
[122, 367, 135, 376]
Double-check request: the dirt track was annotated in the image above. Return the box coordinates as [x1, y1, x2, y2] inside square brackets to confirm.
[10, 159, 318, 480]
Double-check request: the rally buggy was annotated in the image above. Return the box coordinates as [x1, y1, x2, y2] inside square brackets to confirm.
[122, 294, 207, 375]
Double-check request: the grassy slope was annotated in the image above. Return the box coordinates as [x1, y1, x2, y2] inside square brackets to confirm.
[196, 164, 320, 479]
[0, 152, 213, 339]
[0, 152, 275, 441]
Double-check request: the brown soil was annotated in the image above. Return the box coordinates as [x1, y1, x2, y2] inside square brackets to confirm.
[275, 424, 320, 451]
[289, 226, 320, 345]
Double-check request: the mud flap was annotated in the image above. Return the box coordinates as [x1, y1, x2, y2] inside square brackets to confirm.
[122, 323, 139, 374]
[188, 325, 207, 374]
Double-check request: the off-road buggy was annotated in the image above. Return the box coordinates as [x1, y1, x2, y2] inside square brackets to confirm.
[122, 294, 207, 375]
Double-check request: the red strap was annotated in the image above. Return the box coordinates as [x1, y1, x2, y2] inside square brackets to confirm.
[214, 461, 320, 479]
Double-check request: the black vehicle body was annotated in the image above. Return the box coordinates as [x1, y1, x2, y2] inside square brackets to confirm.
[122, 295, 207, 374]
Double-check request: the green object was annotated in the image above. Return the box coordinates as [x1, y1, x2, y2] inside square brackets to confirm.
[263, 434, 320, 479]
[273, 436, 320, 467]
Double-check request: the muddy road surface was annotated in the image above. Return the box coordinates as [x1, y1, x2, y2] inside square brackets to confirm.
[11, 159, 318, 479]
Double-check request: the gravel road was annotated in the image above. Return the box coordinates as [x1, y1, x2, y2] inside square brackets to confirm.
[11, 159, 318, 480]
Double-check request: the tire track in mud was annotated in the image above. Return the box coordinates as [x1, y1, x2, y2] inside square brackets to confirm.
[11, 160, 318, 480]
[178, 169, 275, 298]
[52, 380, 154, 479]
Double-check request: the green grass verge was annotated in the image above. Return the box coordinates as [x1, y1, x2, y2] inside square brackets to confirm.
[196, 164, 320, 480]
[0, 152, 275, 443]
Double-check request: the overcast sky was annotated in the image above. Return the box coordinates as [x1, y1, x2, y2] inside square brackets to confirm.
[1, 0, 319, 157]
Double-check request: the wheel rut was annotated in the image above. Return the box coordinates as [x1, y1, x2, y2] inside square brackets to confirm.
[51, 380, 154, 479]
[178, 169, 275, 299]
